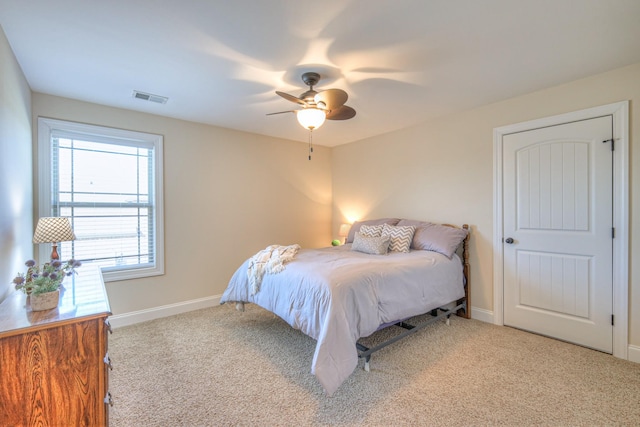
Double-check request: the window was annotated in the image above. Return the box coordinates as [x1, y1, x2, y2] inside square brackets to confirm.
[38, 118, 164, 281]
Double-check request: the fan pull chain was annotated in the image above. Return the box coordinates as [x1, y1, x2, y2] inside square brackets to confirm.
[308, 130, 314, 160]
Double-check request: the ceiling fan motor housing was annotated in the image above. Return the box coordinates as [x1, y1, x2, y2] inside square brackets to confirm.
[300, 72, 321, 102]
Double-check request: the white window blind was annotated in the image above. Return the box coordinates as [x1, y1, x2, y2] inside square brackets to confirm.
[38, 118, 164, 281]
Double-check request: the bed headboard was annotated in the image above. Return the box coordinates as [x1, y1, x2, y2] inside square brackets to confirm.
[443, 223, 470, 319]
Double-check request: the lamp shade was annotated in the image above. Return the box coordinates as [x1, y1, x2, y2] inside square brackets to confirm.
[338, 223, 351, 238]
[296, 108, 326, 130]
[33, 217, 76, 243]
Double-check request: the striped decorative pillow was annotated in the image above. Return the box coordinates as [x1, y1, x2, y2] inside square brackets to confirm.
[346, 218, 400, 243]
[381, 224, 416, 253]
[359, 224, 384, 237]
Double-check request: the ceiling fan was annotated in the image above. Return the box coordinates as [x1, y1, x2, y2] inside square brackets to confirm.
[267, 72, 356, 131]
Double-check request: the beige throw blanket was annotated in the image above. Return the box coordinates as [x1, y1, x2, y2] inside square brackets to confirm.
[248, 244, 301, 295]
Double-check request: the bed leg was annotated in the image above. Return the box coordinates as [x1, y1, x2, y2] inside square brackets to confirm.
[235, 302, 245, 312]
[438, 307, 452, 326]
[445, 314, 451, 326]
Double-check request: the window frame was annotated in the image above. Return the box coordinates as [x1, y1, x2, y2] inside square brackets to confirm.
[37, 117, 165, 282]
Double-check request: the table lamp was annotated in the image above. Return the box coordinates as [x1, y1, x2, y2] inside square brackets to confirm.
[338, 223, 351, 244]
[33, 217, 76, 260]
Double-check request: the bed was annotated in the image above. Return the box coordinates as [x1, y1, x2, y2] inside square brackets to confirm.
[220, 218, 470, 395]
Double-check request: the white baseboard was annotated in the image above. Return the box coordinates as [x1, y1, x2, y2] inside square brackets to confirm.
[628, 345, 640, 363]
[108, 301, 640, 365]
[468, 307, 640, 364]
[470, 306, 494, 324]
[110, 300, 495, 329]
[109, 295, 222, 329]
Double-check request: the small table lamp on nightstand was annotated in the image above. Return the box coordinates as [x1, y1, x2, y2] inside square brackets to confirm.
[33, 217, 76, 260]
[338, 223, 351, 244]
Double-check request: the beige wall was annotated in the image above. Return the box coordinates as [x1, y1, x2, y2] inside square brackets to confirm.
[332, 62, 639, 348]
[0, 26, 32, 301]
[6, 21, 639, 353]
[32, 94, 333, 314]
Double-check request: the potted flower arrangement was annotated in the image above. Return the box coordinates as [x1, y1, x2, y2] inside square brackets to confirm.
[12, 259, 82, 311]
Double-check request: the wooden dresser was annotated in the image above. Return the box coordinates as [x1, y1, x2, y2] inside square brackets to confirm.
[0, 266, 112, 426]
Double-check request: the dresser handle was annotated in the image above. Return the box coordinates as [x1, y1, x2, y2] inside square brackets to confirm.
[103, 352, 113, 370]
[105, 319, 112, 334]
[104, 392, 114, 407]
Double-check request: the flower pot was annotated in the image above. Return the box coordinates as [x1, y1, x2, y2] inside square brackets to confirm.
[30, 289, 60, 311]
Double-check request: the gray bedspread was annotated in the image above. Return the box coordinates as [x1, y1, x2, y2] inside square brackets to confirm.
[220, 244, 465, 395]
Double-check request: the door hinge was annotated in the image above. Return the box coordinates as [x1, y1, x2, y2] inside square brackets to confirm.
[602, 138, 614, 151]
[612, 227, 615, 239]
[611, 314, 615, 326]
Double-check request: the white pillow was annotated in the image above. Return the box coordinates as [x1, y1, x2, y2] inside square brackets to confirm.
[381, 224, 416, 253]
[411, 224, 468, 258]
[351, 232, 390, 255]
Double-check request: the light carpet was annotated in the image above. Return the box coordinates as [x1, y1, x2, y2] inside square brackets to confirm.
[108, 304, 640, 426]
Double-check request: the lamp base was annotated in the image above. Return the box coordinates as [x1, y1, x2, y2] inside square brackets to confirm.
[50, 243, 59, 261]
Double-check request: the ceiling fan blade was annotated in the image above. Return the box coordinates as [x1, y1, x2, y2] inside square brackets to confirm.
[314, 89, 348, 110]
[266, 110, 296, 116]
[326, 105, 356, 120]
[276, 91, 305, 105]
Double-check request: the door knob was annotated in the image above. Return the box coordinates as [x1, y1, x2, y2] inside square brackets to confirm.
[504, 237, 514, 244]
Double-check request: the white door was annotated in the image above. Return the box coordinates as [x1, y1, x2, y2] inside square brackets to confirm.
[503, 116, 613, 353]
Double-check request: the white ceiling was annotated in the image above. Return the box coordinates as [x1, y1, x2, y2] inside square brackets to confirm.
[1, 0, 639, 147]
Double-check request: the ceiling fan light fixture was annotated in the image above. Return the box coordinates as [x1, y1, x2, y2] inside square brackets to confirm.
[296, 107, 326, 130]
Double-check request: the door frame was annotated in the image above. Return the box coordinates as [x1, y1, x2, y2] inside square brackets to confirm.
[493, 101, 629, 359]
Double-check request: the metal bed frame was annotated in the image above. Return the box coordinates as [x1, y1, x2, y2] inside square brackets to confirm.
[356, 224, 470, 372]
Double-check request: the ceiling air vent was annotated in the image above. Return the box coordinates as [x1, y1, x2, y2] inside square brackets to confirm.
[132, 90, 168, 104]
